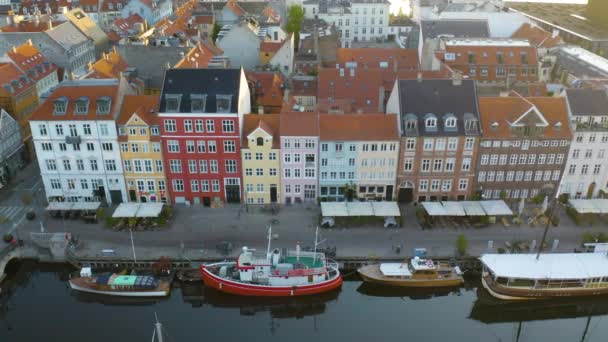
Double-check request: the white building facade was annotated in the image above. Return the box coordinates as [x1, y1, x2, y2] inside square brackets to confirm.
[302, 0, 389, 47]
[560, 89, 608, 199]
[30, 79, 131, 204]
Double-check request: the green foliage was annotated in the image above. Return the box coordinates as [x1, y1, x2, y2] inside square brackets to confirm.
[558, 193, 570, 204]
[531, 194, 545, 204]
[105, 216, 116, 227]
[456, 234, 468, 256]
[581, 232, 608, 245]
[497, 247, 506, 254]
[97, 208, 105, 219]
[551, 215, 560, 227]
[566, 206, 582, 225]
[499, 191, 507, 201]
[158, 216, 167, 226]
[21, 193, 32, 206]
[127, 217, 138, 227]
[308, 69, 318, 76]
[3, 234, 13, 243]
[415, 207, 426, 224]
[286, 5, 304, 50]
[0, 215, 8, 224]
[470, 192, 482, 201]
[344, 183, 357, 202]
[212, 22, 221, 43]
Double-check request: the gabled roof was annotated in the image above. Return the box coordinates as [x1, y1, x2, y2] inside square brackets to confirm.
[193, 14, 214, 25]
[242, 114, 280, 148]
[117, 95, 159, 126]
[0, 109, 17, 133]
[0, 62, 35, 96]
[565, 88, 608, 116]
[511, 23, 563, 48]
[159, 68, 242, 114]
[85, 50, 129, 79]
[317, 68, 384, 113]
[280, 111, 319, 136]
[260, 41, 283, 53]
[319, 113, 399, 141]
[174, 42, 224, 68]
[336, 48, 419, 70]
[478, 95, 572, 139]
[113, 13, 144, 36]
[45, 22, 90, 50]
[30, 79, 122, 121]
[247, 71, 284, 111]
[6, 41, 57, 82]
[1, 17, 63, 32]
[396, 79, 480, 137]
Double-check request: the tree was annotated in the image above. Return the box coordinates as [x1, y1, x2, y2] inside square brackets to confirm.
[21, 193, 32, 206]
[286, 5, 304, 51]
[212, 22, 221, 43]
[344, 182, 357, 202]
[455, 234, 468, 257]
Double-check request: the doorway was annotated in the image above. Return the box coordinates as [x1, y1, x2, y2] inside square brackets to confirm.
[270, 184, 278, 203]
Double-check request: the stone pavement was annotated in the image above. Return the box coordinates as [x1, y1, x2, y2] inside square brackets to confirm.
[13, 201, 603, 260]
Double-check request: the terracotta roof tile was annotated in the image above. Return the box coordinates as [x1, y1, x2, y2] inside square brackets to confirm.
[175, 42, 224, 68]
[246, 71, 284, 111]
[260, 41, 283, 53]
[479, 95, 572, 140]
[30, 80, 121, 121]
[438, 41, 539, 67]
[317, 68, 384, 113]
[6, 42, 57, 82]
[511, 23, 563, 49]
[242, 114, 280, 148]
[0, 63, 35, 96]
[291, 78, 317, 97]
[117, 95, 159, 125]
[319, 113, 399, 141]
[280, 111, 319, 136]
[193, 14, 214, 25]
[336, 48, 420, 69]
[85, 50, 129, 79]
[1, 18, 63, 32]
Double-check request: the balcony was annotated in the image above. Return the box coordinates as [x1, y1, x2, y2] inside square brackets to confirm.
[574, 122, 608, 132]
[65, 136, 81, 144]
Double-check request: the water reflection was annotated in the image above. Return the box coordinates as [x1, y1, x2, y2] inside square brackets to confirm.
[356, 281, 467, 299]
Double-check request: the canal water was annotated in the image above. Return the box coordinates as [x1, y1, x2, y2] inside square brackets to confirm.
[2, 261, 608, 341]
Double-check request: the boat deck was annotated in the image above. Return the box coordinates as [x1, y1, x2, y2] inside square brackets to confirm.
[284, 256, 324, 269]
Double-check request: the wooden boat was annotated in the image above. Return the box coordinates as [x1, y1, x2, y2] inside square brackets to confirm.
[481, 253, 608, 300]
[200, 227, 342, 297]
[358, 257, 464, 287]
[69, 268, 171, 297]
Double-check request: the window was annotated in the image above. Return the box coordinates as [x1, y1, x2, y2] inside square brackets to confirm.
[55, 124, 64, 136]
[515, 171, 524, 182]
[406, 138, 416, 150]
[184, 120, 193, 132]
[41, 143, 52, 151]
[478, 172, 486, 182]
[556, 154, 564, 164]
[256, 152, 263, 160]
[247, 184, 254, 192]
[46, 159, 57, 171]
[255, 168, 263, 176]
[581, 165, 589, 175]
[445, 158, 455, 172]
[585, 149, 593, 158]
[206, 120, 215, 132]
[535, 171, 543, 181]
[164, 120, 176, 132]
[524, 171, 532, 181]
[155, 160, 163, 172]
[194, 120, 204, 132]
[120, 143, 128, 152]
[210, 160, 218, 173]
[284, 168, 291, 178]
[199, 160, 208, 173]
[101, 143, 113, 151]
[59, 143, 67, 151]
[433, 159, 442, 172]
[172, 180, 184, 192]
[461, 158, 471, 171]
[547, 154, 555, 164]
[425, 116, 437, 129]
[305, 168, 314, 178]
[144, 160, 152, 173]
[294, 169, 301, 178]
[151, 127, 159, 135]
[419, 180, 429, 192]
[39, 124, 48, 136]
[552, 171, 560, 181]
[464, 138, 475, 150]
[188, 160, 197, 173]
[435, 139, 446, 151]
[305, 139, 315, 148]
[104, 160, 117, 171]
[458, 179, 468, 191]
[270, 168, 278, 176]
[519, 154, 527, 164]
[153, 143, 160, 152]
[200, 180, 209, 192]
[87, 143, 95, 151]
[480, 155, 489, 165]
[269, 152, 277, 160]
[490, 154, 499, 165]
[538, 154, 546, 164]
[90, 160, 98, 171]
[224, 140, 235, 153]
[197, 141, 206, 153]
[208, 141, 217, 153]
[321, 143, 328, 152]
[76, 159, 84, 171]
[222, 120, 235, 133]
[335, 143, 343, 152]
[421, 159, 430, 172]
[167, 140, 180, 153]
[496, 171, 504, 182]
[256, 184, 264, 192]
[226, 160, 237, 173]
[245, 168, 253, 176]
[506, 171, 514, 182]
[528, 154, 536, 165]
[445, 117, 457, 128]
[170, 160, 182, 173]
[448, 138, 458, 151]
[569, 165, 576, 175]
[190, 180, 199, 192]
[499, 154, 507, 165]
[423, 139, 434, 151]
[487, 172, 495, 182]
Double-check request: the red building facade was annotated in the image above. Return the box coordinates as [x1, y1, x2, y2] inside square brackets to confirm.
[159, 68, 251, 205]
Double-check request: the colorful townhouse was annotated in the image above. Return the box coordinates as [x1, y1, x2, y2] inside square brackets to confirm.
[117, 95, 168, 203]
[318, 113, 399, 201]
[386, 78, 481, 203]
[158, 68, 251, 205]
[241, 114, 281, 204]
[280, 111, 319, 204]
[30, 78, 133, 204]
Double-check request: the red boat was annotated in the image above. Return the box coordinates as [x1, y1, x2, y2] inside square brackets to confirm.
[200, 228, 342, 297]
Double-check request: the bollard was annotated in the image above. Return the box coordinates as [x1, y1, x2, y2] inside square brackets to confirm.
[552, 239, 559, 252]
[487, 240, 493, 250]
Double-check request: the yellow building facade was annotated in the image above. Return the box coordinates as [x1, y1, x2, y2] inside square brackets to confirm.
[117, 95, 168, 203]
[241, 114, 281, 204]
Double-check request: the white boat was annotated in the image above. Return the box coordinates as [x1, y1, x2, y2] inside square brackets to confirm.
[69, 267, 170, 297]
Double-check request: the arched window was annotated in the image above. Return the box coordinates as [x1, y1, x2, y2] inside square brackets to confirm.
[445, 115, 457, 128]
[256, 137, 264, 146]
[404, 114, 417, 131]
[425, 116, 437, 129]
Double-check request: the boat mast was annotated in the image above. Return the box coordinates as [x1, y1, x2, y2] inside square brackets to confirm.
[130, 228, 137, 263]
[266, 225, 272, 256]
[536, 192, 559, 260]
[154, 313, 164, 342]
[313, 226, 319, 263]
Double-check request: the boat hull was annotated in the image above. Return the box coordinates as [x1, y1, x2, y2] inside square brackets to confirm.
[200, 263, 343, 297]
[358, 264, 464, 288]
[481, 274, 608, 300]
[68, 279, 170, 297]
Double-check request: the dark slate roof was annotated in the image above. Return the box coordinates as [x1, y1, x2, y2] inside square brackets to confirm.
[421, 19, 490, 40]
[159, 68, 242, 113]
[565, 88, 608, 116]
[397, 79, 480, 137]
[552, 47, 608, 80]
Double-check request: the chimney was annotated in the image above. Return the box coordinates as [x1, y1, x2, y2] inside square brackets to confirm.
[417, 72, 422, 82]
[69, 71, 75, 80]
[6, 12, 15, 26]
[103, 52, 108, 60]
[88, 61, 93, 70]
[452, 72, 462, 86]
[33, 14, 39, 26]
[11, 46, 16, 53]
[552, 29, 559, 39]
[27, 39, 33, 46]
[258, 106, 264, 114]
[112, 45, 117, 53]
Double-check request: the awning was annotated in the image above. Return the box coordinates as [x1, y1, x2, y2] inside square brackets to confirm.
[46, 202, 74, 211]
[460, 201, 486, 216]
[135, 203, 164, 218]
[421, 202, 448, 216]
[568, 199, 601, 214]
[320, 202, 349, 217]
[442, 201, 466, 216]
[71, 202, 101, 211]
[346, 202, 374, 216]
[112, 203, 140, 218]
[371, 202, 401, 217]
[593, 199, 608, 214]
[479, 200, 513, 216]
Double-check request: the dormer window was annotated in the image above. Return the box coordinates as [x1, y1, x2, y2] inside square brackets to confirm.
[491, 122, 499, 130]
[165, 94, 181, 112]
[53, 97, 68, 115]
[216, 95, 232, 113]
[424, 114, 437, 130]
[96, 96, 111, 115]
[190, 94, 206, 112]
[555, 121, 562, 131]
[444, 115, 457, 130]
[75, 97, 89, 115]
[256, 137, 264, 146]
